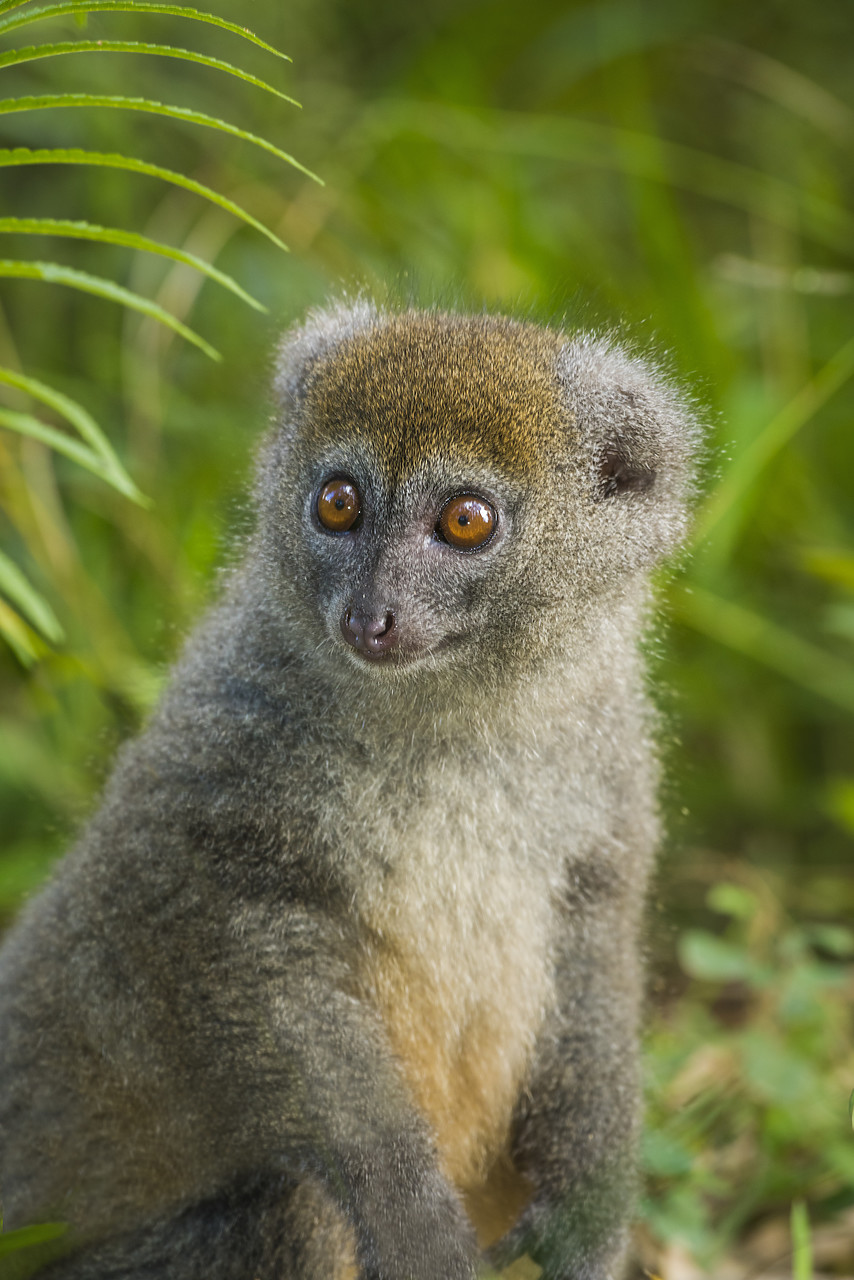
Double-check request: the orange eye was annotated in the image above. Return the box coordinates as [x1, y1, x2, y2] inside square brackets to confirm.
[438, 494, 496, 550]
[317, 479, 360, 532]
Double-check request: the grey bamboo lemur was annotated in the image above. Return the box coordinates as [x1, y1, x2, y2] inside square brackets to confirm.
[0, 302, 700, 1280]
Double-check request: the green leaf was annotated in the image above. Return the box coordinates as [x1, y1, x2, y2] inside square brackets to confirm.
[0, 548, 64, 645]
[790, 1201, 813, 1280]
[695, 333, 854, 542]
[0, 42, 300, 107]
[0, 217, 266, 312]
[0, 1222, 68, 1258]
[0, 2, 291, 63]
[0, 408, 141, 500]
[641, 1129, 695, 1177]
[0, 94, 321, 184]
[706, 883, 759, 921]
[801, 547, 854, 593]
[739, 1032, 816, 1104]
[777, 960, 846, 1027]
[0, 260, 220, 360]
[0, 597, 40, 665]
[0, 148, 290, 253]
[0, 366, 143, 496]
[826, 777, 854, 834]
[804, 922, 854, 958]
[673, 586, 854, 715]
[678, 930, 763, 984]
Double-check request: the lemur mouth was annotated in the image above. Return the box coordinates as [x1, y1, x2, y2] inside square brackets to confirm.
[343, 633, 464, 668]
[348, 646, 401, 665]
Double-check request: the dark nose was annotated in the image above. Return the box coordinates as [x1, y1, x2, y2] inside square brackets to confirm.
[340, 606, 398, 659]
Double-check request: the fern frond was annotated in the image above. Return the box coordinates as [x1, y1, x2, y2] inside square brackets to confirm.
[0, 409, 134, 497]
[0, 2, 290, 62]
[0, 596, 41, 665]
[0, 260, 221, 359]
[0, 217, 267, 311]
[0, 544, 64, 645]
[0, 43, 300, 107]
[0, 95, 321, 182]
[0, 366, 146, 500]
[0, 150, 290, 251]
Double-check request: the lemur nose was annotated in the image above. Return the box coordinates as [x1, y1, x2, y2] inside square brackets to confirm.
[340, 607, 398, 659]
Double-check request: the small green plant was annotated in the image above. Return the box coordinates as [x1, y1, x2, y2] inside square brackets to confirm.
[642, 875, 854, 1273]
[790, 1200, 813, 1280]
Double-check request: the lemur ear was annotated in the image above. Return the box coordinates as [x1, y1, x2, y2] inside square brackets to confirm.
[557, 333, 703, 559]
[272, 298, 379, 411]
[598, 439, 657, 498]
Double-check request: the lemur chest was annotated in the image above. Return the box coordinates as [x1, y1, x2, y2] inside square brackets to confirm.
[355, 798, 556, 1214]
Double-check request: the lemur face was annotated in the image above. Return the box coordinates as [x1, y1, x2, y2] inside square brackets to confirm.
[261, 306, 698, 680]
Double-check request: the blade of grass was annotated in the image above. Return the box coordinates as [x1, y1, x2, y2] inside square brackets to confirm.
[697, 38, 854, 144]
[790, 1201, 813, 1280]
[673, 585, 854, 715]
[0, 217, 266, 311]
[0, 407, 141, 500]
[370, 100, 854, 256]
[0, 596, 40, 665]
[0, 260, 220, 360]
[0, 546, 64, 643]
[0, 2, 291, 62]
[0, 95, 321, 183]
[0, 366, 139, 484]
[0, 43, 300, 107]
[694, 333, 854, 543]
[0, 148, 291, 252]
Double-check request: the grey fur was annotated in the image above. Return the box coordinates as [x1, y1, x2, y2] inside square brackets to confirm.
[0, 304, 701, 1280]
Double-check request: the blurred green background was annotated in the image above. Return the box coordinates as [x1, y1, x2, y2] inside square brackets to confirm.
[0, 1, 852, 1275]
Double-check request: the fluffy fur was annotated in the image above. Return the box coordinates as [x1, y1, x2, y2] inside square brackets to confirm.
[0, 303, 701, 1279]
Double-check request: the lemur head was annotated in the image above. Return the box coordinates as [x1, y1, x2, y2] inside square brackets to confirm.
[256, 302, 699, 687]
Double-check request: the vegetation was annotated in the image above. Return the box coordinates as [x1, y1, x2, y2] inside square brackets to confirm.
[0, 1, 852, 1276]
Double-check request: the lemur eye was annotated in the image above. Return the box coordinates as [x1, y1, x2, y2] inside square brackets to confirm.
[438, 494, 496, 550]
[317, 479, 360, 532]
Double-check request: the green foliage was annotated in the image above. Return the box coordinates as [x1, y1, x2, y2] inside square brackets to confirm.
[0, 218, 267, 309]
[0, 258, 221, 358]
[0, 1221, 69, 1280]
[0, 3, 290, 55]
[0, 92, 317, 178]
[0, 40, 299, 105]
[0, 0, 307, 658]
[644, 877, 854, 1272]
[0, 366, 143, 498]
[791, 1201, 813, 1280]
[0, 148, 292, 249]
[0, 1222, 67, 1256]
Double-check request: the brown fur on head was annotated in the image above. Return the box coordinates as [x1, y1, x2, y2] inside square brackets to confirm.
[258, 301, 699, 695]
